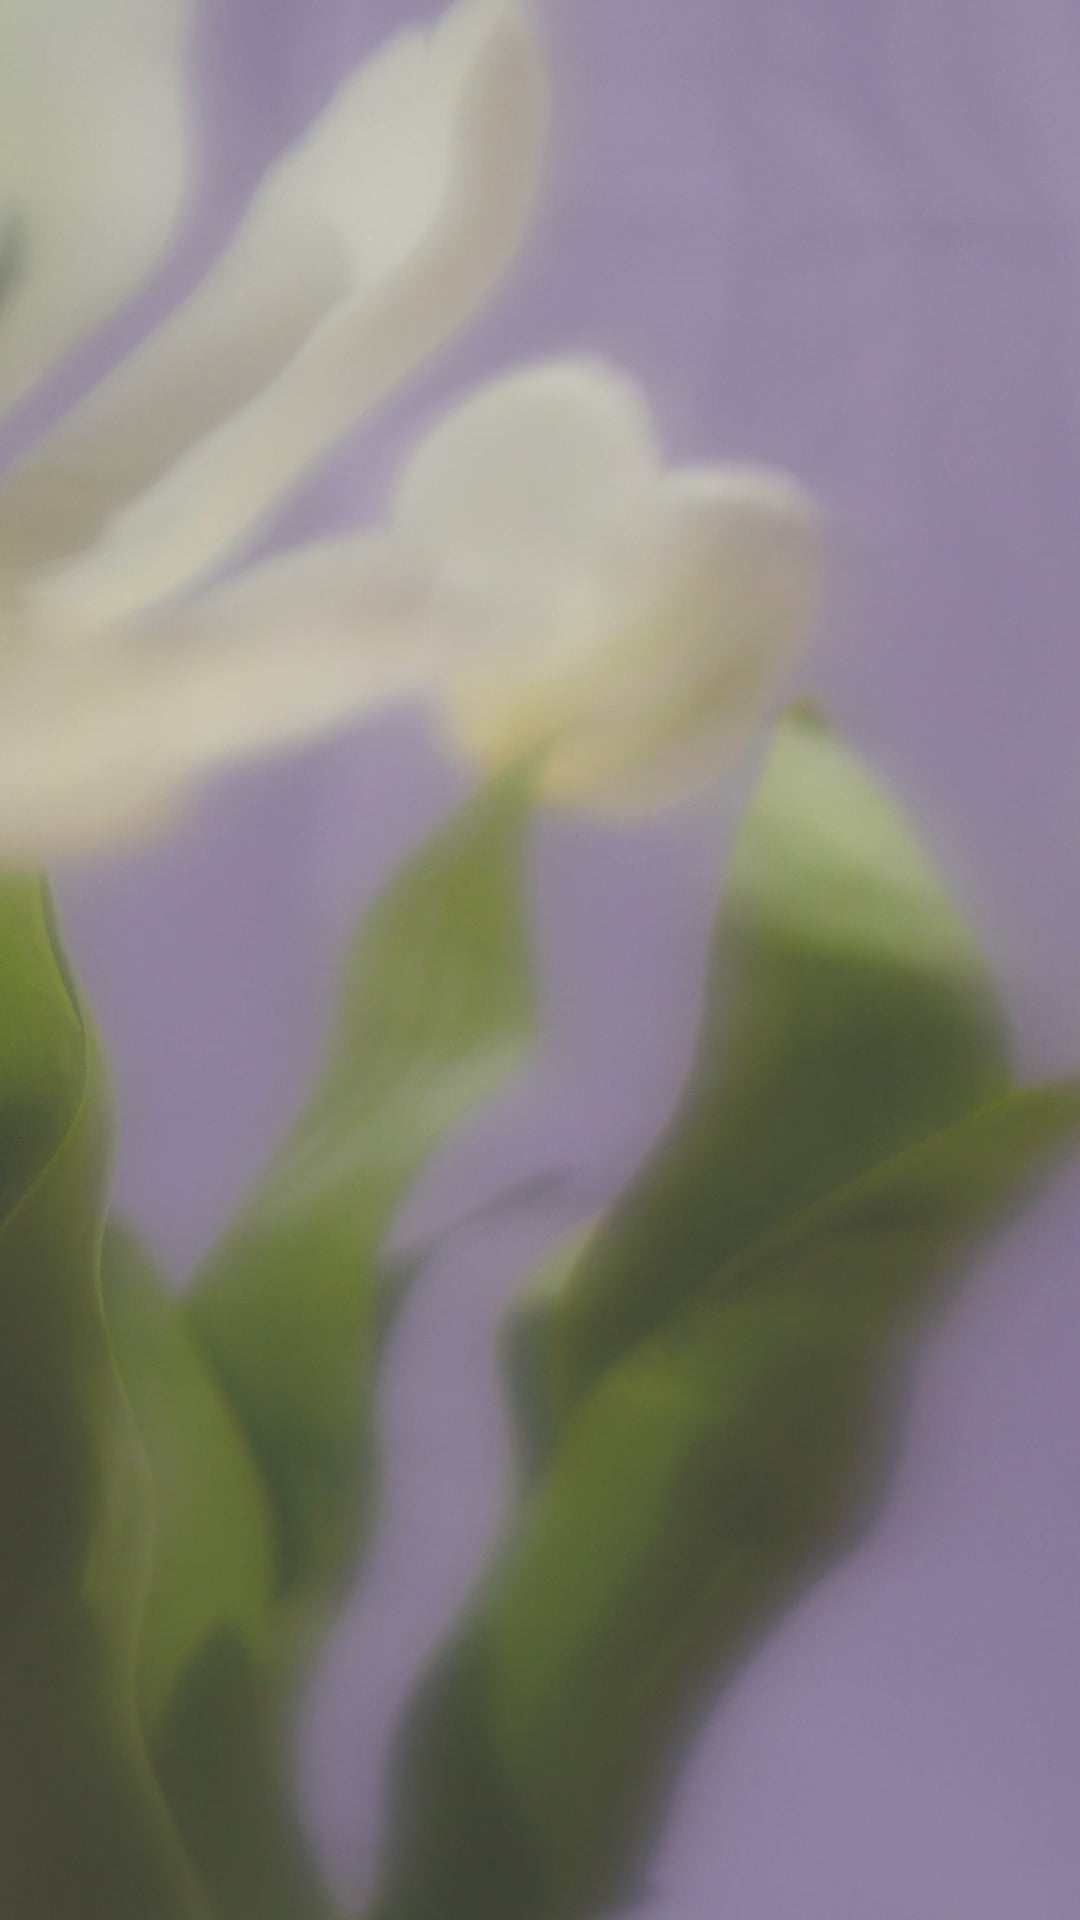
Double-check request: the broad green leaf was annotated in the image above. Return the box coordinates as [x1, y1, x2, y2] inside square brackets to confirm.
[0, 879, 209, 1920]
[374, 1089, 1080, 1920]
[152, 1633, 338, 1920]
[188, 771, 536, 1641]
[102, 1225, 276, 1733]
[483, 1081, 1080, 1916]
[544, 706, 1010, 1420]
[368, 714, 1080, 1920]
[102, 1226, 336, 1920]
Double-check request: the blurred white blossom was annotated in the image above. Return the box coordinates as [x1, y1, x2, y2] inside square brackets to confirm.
[397, 361, 823, 808]
[0, 0, 820, 861]
[0, 0, 193, 412]
[0, 0, 547, 861]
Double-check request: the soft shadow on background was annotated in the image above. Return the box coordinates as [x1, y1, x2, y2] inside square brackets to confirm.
[54, 4, 1080, 1916]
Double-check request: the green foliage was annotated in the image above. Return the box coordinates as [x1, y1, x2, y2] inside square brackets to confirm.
[367, 712, 1080, 1920]
[102, 1226, 276, 1734]
[97, 773, 539, 1918]
[0, 879, 209, 1919]
[66, 774, 536, 1915]
[541, 704, 1010, 1421]
[3, 715, 1076, 1920]
[102, 1225, 335, 1920]
[187, 770, 537, 1649]
[479, 1083, 1080, 1918]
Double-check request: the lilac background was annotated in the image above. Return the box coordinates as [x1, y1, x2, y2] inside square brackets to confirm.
[51, 3, 1080, 1915]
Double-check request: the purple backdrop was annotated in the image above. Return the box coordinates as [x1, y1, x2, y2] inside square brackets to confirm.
[53, 3, 1080, 1915]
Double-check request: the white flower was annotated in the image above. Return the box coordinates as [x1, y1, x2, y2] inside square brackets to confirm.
[393, 360, 823, 809]
[0, 0, 193, 412]
[0, 0, 547, 863]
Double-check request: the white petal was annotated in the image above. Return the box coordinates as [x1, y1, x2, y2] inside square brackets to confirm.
[656, 467, 820, 677]
[136, 534, 443, 765]
[12, 0, 547, 640]
[392, 361, 663, 782]
[395, 357, 657, 577]
[0, 737, 187, 866]
[0, 535, 440, 864]
[424, 455, 823, 810]
[0, 0, 193, 412]
[0, 216, 343, 576]
[535, 466, 824, 809]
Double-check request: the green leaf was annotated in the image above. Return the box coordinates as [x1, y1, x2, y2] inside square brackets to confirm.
[151, 1632, 338, 1920]
[102, 1226, 336, 1920]
[0, 879, 209, 1920]
[188, 771, 537, 1643]
[368, 714, 1080, 1920]
[482, 1081, 1080, 1917]
[377, 1086, 1080, 1920]
[543, 706, 1011, 1421]
[102, 1225, 276, 1733]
